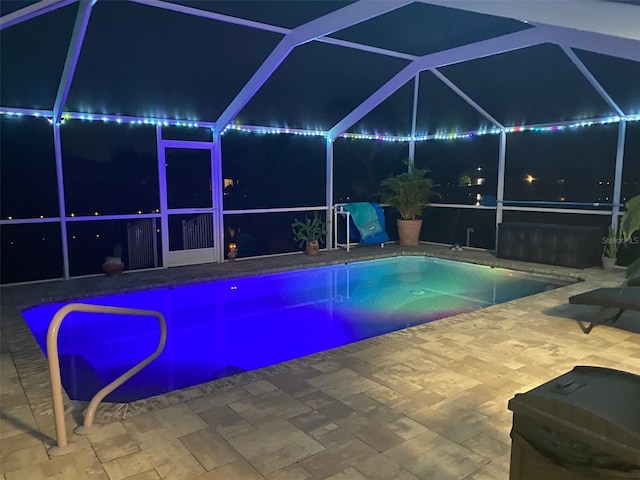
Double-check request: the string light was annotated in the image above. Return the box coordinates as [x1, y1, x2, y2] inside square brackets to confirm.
[1, 110, 638, 142]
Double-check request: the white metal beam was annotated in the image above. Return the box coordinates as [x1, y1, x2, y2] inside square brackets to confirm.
[329, 27, 546, 140]
[430, 69, 504, 129]
[128, 0, 288, 34]
[53, 0, 96, 122]
[52, 123, 70, 280]
[541, 24, 640, 62]
[289, 0, 412, 45]
[561, 46, 625, 118]
[0, 0, 76, 30]
[215, 0, 411, 131]
[215, 38, 295, 131]
[418, 0, 640, 42]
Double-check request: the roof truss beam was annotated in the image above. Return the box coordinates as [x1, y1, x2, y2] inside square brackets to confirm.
[215, 0, 411, 131]
[329, 26, 547, 139]
[53, 0, 96, 122]
[0, 0, 76, 30]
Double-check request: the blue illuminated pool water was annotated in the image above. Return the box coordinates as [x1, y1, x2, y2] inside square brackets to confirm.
[23, 257, 569, 402]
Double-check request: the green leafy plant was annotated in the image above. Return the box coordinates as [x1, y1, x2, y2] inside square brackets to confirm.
[378, 164, 441, 220]
[619, 194, 640, 279]
[291, 212, 328, 247]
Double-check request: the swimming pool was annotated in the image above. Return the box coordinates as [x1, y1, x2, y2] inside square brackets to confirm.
[23, 257, 569, 402]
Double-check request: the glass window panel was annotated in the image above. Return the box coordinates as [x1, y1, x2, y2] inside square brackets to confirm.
[1, 223, 63, 284]
[222, 132, 326, 209]
[415, 135, 500, 205]
[333, 138, 408, 203]
[504, 125, 619, 205]
[61, 120, 159, 216]
[1, 116, 58, 219]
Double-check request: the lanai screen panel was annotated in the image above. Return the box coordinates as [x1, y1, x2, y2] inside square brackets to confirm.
[0, 3, 77, 110]
[168, 0, 355, 28]
[328, 2, 531, 56]
[574, 49, 640, 115]
[348, 80, 414, 137]
[415, 70, 494, 135]
[65, 1, 283, 121]
[236, 41, 409, 130]
[439, 43, 617, 126]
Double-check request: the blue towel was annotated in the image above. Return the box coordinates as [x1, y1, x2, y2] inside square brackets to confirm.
[343, 202, 384, 241]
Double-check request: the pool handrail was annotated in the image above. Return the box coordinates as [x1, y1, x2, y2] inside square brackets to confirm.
[46, 302, 167, 456]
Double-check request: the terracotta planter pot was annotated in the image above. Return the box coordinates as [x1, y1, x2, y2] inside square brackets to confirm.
[396, 219, 422, 246]
[305, 241, 320, 255]
[103, 257, 125, 276]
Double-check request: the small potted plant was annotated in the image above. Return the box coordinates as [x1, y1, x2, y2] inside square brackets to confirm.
[601, 225, 620, 270]
[292, 212, 328, 255]
[378, 162, 440, 246]
[103, 243, 125, 276]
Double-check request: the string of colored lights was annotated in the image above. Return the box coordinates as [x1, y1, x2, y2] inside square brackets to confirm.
[1, 109, 639, 142]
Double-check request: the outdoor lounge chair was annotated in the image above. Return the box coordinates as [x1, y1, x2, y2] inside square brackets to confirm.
[568, 287, 640, 334]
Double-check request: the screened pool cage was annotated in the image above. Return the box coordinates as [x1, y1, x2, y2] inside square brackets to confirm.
[1, 0, 639, 284]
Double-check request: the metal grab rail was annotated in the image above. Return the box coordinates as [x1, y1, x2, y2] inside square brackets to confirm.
[46, 303, 167, 456]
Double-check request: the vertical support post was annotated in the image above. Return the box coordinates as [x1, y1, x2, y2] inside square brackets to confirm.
[495, 131, 507, 252]
[611, 120, 626, 231]
[152, 217, 158, 268]
[326, 138, 334, 249]
[53, 123, 70, 280]
[408, 74, 420, 171]
[212, 130, 225, 262]
[156, 125, 169, 268]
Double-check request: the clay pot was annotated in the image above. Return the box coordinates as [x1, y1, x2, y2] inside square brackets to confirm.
[396, 219, 422, 246]
[305, 241, 320, 255]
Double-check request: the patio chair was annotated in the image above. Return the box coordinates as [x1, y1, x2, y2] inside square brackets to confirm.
[568, 287, 640, 333]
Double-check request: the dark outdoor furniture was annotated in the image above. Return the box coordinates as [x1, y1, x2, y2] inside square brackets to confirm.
[497, 223, 605, 268]
[568, 287, 640, 333]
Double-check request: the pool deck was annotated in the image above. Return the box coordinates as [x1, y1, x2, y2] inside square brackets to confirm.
[1, 244, 639, 480]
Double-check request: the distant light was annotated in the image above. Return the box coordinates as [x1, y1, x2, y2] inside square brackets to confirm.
[40, 215, 44, 219]
[94, 211, 99, 216]
[525, 174, 535, 184]
[96, 234, 100, 238]
[476, 178, 484, 186]
[138, 210, 142, 214]
[72, 235, 76, 239]
[7, 216, 12, 220]
[70, 213, 75, 217]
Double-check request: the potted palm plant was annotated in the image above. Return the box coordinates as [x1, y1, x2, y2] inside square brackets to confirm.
[292, 212, 328, 255]
[378, 163, 440, 246]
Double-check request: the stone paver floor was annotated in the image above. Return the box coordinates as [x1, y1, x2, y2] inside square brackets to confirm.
[2, 244, 639, 479]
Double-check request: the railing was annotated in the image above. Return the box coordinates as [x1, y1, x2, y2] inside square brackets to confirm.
[182, 214, 214, 249]
[127, 218, 159, 269]
[46, 303, 167, 456]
